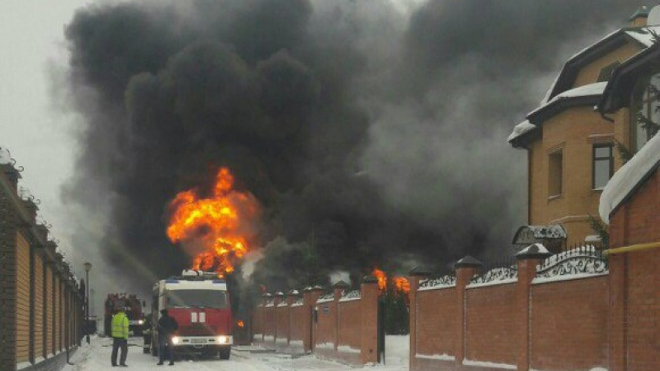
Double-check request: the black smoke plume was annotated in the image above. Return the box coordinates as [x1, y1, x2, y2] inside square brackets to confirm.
[62, 0, 652, 293]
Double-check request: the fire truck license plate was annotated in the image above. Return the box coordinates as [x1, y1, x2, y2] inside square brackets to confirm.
[191, 339, 206, 343]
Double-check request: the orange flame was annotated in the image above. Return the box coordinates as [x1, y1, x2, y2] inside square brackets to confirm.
[393, 276, 410, 295]
[372, 268, 387, 291]
[372, 268, 410, 295]
[237, 320, 245, 328]
[166, 167, 259, 277]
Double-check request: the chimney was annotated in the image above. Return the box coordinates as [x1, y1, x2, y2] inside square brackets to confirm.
[630, 6, 649, 27]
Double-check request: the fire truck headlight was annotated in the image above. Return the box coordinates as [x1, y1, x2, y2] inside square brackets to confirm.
[171, 336, 180, 345]
[217, 336, 227, 344]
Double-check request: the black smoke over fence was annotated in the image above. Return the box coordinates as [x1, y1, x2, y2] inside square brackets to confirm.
[62, 0, 651, 292]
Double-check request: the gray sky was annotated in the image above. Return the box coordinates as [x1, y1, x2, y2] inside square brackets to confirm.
[0, 1, 95, 276]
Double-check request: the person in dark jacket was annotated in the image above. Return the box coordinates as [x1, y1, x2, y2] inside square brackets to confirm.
[157, 309, 178, 365]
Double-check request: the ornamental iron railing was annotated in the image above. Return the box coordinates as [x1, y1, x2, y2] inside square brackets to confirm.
[469, 265, 518, 285]
[536, 244, 608, 279]
[340, 290, 361, 301]
[418, 274, 456, 290]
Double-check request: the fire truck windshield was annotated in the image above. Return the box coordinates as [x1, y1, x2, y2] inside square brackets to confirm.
[165, 290, 228, 309]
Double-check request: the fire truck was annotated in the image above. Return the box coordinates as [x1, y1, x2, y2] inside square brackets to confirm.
[104, 293, 146, 337]
[151, 270, 233, 360]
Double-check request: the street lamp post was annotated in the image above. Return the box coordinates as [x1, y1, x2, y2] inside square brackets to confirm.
[84, 262, 92, 344]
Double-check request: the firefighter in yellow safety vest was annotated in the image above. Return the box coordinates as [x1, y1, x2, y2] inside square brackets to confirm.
[111, 307, 130, 367]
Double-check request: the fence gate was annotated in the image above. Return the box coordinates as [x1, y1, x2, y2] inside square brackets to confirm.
[377, 299, 385, 364]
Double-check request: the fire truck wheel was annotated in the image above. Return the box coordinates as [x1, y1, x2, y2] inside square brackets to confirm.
[219, 348, 230, 360]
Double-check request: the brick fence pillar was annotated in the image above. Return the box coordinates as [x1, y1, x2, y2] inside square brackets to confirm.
[286, 290, 299, 345]
[333, 281, 348, 351]
[515, 243, 550, 371]
[408, 266, 432, 371]
[454, 256, 482, 368]
[360, 274, 379, 364]
[309, 286, 324, 352]
[302, 288, 313, 353]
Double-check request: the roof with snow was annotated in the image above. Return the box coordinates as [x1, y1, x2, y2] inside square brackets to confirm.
[509, 25, 660, 147]
[512, 225, 567, 247]
[599, 42, 660, 113]
[599, 131, 660, 224]
[546, 25, 660, 103]
[516, 243, 551, 259]
[507, 120, 537, 145]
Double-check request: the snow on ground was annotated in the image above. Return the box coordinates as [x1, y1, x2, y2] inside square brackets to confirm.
[62, 335, 410, 371]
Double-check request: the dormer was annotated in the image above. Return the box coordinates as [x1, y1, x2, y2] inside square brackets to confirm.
[546, 27, 657, 103]
[510, 22, 660, 149]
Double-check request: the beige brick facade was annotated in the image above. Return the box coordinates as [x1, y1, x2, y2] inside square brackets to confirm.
[573, 43, 641, 88]
[520, 36, 646, 247]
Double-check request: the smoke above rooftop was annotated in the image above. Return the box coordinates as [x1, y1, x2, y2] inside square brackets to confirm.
[60, 0, 652, 292]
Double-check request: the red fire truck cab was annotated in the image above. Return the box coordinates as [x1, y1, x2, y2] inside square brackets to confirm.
[151, 270, 233, 360]
[105, 293, 146, 337]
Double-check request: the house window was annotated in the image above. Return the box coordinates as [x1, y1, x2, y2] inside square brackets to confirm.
[593, 144, 613, 190]
[631, 71, 660, 152]
[597, 61, 620, 82]
[548, 150, 563, 198]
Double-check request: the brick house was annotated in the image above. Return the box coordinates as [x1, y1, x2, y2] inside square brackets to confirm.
[508, 7, 658, 248]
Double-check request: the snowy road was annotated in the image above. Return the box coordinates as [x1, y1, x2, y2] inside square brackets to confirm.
[62, 336, 410, 371]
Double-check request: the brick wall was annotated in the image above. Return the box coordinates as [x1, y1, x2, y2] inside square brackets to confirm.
[17, 232, 31, 364]
[337, 299, 360, 350]
[415, 287, 456, 358]
[254, 280, 379, 365]
[465, 283, 517, 366]
[624, 250, 660, 370]
[530, 276, 609, 370]
[409, 252, 612, 371]
[275, 302, 289, 343]
[263, 298, 277, 339]
[0, 167, 19, 371]
[45, 266, 53, 356]
[608, 168, 660, 371]
[314, 297, 336, 348]
[0, 164, 84, 371]
[34, 254, 43, 359]
[289, 304, 306, 344]
[54, 277, 61, 353]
